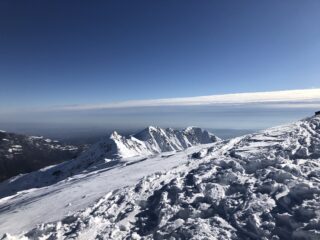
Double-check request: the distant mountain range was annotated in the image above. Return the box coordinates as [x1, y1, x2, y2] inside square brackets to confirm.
[80, 126, 220, 161]
[0, 130, 83, 181]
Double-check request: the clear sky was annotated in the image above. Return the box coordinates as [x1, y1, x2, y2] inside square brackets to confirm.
[0, 1, 320, 137]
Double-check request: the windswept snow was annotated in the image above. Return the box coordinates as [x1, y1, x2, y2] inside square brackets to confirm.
[0, 144, 216, 236]
[0, 126, 218, 199]
[2, 116, 320, 239]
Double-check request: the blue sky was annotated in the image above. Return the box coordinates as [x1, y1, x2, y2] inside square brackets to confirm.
[0, 1, 320, 136]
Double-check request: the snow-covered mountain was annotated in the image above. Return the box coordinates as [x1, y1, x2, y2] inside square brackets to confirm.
[0, 130, 82, 182]
[134, 126, 219, 153]
[81, 126, 220, 160]
[2, 116, 320, 239]
[0, 126, 219, 199]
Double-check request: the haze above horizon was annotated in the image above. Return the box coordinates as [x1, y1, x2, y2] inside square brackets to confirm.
[0, 0, 319, 135]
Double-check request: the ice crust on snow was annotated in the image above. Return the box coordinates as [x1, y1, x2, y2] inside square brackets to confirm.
[2, 116, 320, 239]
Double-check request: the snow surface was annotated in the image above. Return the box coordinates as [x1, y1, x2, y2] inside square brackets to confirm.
[2, 116, 320, 239]
[0, 126, 218, 199]
[0, 144, 215, 236]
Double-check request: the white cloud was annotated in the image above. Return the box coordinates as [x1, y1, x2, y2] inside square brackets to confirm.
[53, 89, 320, 111]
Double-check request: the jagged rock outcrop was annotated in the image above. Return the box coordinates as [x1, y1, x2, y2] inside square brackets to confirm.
[80, 126, 220, 160]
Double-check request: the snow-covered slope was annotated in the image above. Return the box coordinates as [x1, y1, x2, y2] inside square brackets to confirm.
[0, 127, 219, 199]
[3, 115, 320, 240]
[0, 144, 216, 237]
[2, 116, 320, 239]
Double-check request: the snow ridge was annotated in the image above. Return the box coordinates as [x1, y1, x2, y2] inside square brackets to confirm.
[80, 126, 220, 160]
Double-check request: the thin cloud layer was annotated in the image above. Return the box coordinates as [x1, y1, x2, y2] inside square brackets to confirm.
[55, 89, 320, 111]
